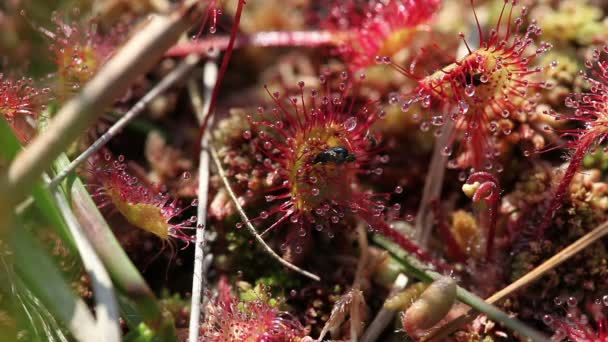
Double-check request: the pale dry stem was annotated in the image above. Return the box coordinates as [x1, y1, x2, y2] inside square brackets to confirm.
[415, 119, 453, 246]
[52, 177, 120, 342]
[360, 274, 409, 342]
[187, 52, 218, 342]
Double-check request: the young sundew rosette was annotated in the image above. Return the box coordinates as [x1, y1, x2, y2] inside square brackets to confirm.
[388, 0, 553, 171]
[233, 75, 445, 269]
[88, 153, 198, 243]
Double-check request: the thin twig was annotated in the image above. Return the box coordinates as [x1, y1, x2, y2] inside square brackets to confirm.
[51, 174, 120, 342]
[425, 220, 608, 341]
[351, 293, 361, 342]
[188, 52, 218, 342]
[17, 52, 202, 215]
[209, 145, 321, 281]
[353, 224, 369, 289]
[489, 221, 608, 301]
[48, 54, 201, 190]
[351, 224, 369, 342]
[360, 274, 409, 342]
[415, 119, 453, 245]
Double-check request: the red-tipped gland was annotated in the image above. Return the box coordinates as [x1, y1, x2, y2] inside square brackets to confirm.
[0, 75, 47, 142]
[326, 0, 441, 71]
[549, 317, 608, 342]
[238, 77, 444, 269]
[537, 48, 608, 237]
[88, 153, 198, 244]
[393, 0, 551, 171]
[543, 299, 608, 342]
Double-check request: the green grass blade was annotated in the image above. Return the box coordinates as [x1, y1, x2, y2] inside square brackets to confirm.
[1, 259, 71, 342]
[51, 181, 121, 341]
[10, 222, 98, 341]
[0, 117, 75, 249]
[0, 117, 97, 340]
[0, 119, 22, 162]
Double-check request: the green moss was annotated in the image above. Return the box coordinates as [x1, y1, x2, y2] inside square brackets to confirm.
[583, 149, 608, 172]
[505, 166, 608, 322]
[218, 217, 303, 292]
[539, 0, 607, 46]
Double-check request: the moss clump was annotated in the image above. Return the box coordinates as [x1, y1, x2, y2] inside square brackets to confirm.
[538, 0, 608, 46]
[505, 166, 608, 323]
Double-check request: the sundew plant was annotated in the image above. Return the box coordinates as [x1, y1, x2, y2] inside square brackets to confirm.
[3, 0, 608, 341]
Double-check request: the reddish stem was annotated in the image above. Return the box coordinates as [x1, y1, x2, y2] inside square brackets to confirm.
[536, 134, 596, 237]
[199, 0, 246, 137]
[166, 30, 337, 57]
[358, 211, 449, 272]
[431, 201, 467, 263]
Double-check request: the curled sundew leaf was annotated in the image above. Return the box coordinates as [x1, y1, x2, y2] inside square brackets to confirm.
[402, 276, 456, 335]
[464, 171, 500, 261]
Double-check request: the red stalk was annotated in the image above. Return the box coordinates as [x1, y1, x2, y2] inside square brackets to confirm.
[358, 211, 450, 272]
[536, 133, 597, 237]
[199, 0, 246, 137]
[431, 201, 467, 263]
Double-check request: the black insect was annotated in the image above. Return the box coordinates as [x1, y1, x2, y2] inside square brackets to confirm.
[465, 72, 484, 86]
[313, 146, 356, 164]
[366, 134, 379, 148]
